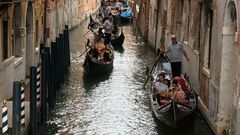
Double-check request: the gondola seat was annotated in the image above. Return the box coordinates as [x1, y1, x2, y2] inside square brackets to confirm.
[160, 99, 170, 105]
[179, 99, 189, 105]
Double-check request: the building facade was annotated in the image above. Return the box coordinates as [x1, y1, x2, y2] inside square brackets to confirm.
[0, 0, 100, 101]
[141, 0, 240, 134]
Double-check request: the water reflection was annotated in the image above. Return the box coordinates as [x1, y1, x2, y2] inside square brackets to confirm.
[82, 72, 112, 91]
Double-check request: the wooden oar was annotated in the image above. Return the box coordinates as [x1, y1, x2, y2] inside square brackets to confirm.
[94, 33, 104, 43]
[79, 39, 90, 58]
[79, 48, 90, 58]
[143, 53, 161, 88]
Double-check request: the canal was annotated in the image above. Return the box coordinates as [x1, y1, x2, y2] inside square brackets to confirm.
[38, 20, 214, 135]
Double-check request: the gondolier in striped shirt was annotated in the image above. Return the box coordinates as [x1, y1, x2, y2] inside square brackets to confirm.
[161, 35, 190, 77]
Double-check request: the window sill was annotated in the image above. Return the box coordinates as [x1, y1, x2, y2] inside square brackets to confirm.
[14, 57, 23, 68]
[0, 56, 15, 70]
[35, 47, 40, 54]
[202, 67, 211, 79]
[194, 50, 199, 55]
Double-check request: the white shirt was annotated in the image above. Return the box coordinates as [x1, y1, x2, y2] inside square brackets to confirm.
[154, 82, 168, 92]
[103, 20, 113, 34]
[115, 2, 123, 8]
[166, 42, 184, 62]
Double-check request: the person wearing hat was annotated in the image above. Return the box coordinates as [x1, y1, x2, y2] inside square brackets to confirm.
[163, 35, 189, 77]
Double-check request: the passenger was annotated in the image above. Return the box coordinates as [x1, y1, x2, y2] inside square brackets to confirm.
[103, 51, 111, 62]
[152, 73, 168, 105]
[115, 0, 123, 10]
[167, 79, 186, 101]
[92, 46, 99, 59]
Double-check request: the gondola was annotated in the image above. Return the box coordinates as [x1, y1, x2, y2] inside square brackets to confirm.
[83, 40, 114, 74]
[148, 53, 197, 127]
[110, 26, 125, 48]
[88, 15, 125, 49]
[120, 6, 133, 22]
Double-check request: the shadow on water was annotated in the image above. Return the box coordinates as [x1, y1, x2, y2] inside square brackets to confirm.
[119, 20, 132, 27]
[153, 110, 214, 135]
[82, 71, 112, 91]
[152, 112, 194, 135]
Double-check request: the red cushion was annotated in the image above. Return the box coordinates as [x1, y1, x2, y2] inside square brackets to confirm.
[180, 99, 189, 105]
[160, 99, 170, 105]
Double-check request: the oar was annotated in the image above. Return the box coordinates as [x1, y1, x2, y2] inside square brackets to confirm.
[143, 53, 161, 88]
[79, 39, 90, 58]
[94, 33, 104, 43]
[79, 49, 90, 58]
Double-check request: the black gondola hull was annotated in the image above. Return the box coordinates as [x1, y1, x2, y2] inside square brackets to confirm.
[83, 55, 113, 74]
[110, 29, 125, 48]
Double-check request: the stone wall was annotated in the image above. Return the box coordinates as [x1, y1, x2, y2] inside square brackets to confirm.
[145, 0, 240, 134]
[0, 0, 100, 101]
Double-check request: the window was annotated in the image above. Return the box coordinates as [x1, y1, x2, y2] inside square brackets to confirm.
[153, 8, 157, 29]
[194, 2, 202, 50]
[2, 17, 8, 60]
[204, 9, 213, 69]
[35, 20, 39, 47]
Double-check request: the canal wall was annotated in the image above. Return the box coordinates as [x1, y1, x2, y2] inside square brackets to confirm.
[0, 0, 101, 134]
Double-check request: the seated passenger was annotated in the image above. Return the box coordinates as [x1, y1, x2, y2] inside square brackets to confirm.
[115, 0, 123, 10]
[173, 76, 190, 96]
[103, 51, 111, 62]
[152, 73, 168, 105]
[100, 46, 112, 62]
[167, 80, 186, 101]
[92, 46, 99, 59]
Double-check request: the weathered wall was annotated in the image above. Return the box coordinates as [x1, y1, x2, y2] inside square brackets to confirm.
[0, 0, 100, 101]
[0, 0, 43, 100]
[146, 0, 240, 134]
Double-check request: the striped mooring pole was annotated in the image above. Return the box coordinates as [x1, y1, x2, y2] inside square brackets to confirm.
[20, 80, 25, 127]
[2, 100, 8, 135]
[37, 64, 41, 101]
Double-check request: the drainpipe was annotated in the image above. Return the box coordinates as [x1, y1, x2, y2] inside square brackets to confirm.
[154, 0, 160, 51]
[44, 0, 47, 46]
[41, 0, 47, 52]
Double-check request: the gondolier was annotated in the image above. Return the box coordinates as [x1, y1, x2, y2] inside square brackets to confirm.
[103, 16, 113, 45]
[162, 35, 190, 77]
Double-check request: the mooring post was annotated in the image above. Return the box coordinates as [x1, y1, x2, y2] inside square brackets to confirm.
[2, 100, 8, 135]
[13, 81, 21, 135]
[41, 52, 47, 123]
[29, 66, 37, 135]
